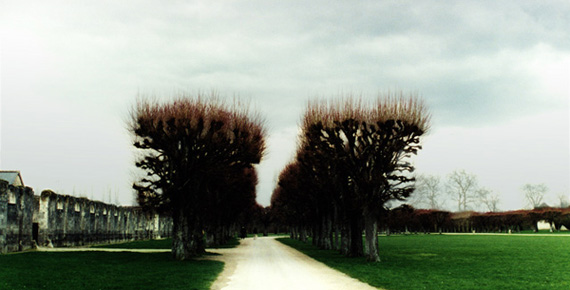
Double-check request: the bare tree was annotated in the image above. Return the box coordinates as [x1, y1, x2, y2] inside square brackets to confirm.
[446, 170, 479, 212]
[410, 174, 442, 209]
[477, 187, 500, 212]
[522, 183, 548, 209]
[557, 194, 569, 208]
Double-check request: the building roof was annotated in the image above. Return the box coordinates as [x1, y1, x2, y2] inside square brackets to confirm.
[0, 170, 24, 186]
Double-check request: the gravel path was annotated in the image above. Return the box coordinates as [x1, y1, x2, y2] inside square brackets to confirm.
[208, 236, 379, 290]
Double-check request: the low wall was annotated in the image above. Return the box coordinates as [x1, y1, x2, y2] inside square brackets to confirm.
[37, 190, 172, 247]
[0, 181, 172, 253]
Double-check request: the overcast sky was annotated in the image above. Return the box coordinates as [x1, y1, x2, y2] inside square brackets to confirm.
[1, 0, 568, 210]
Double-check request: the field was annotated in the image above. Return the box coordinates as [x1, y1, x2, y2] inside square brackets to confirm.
[0, 252, 222, 290]
[279, 234, 570, 290]
[91, 237, 239, 249]
[0, 239, 229, 290]
[4, 234, 568, 289]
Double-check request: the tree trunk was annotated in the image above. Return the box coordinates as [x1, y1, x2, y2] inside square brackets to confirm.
[348, 213, 363, 257]
[172, 208, 194, 260]
[205, 231, 215, 247]
[213, 227, 224, 247]
[332, 227, 338, 250]
[300, 227, 307, 242]
[333, 206, 340, 251]
[320, 215, 333, 250]
[312, 224, 319, 247]
[192, 226, 206, 255]
[340, 223, 350, 256]
[171, 207, 206, 260]
[364, 207, 380, 262]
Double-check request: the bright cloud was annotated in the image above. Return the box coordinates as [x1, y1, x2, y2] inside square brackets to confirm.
[1, 0, 568, 208]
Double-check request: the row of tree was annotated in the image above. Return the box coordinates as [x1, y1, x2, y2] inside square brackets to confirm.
[129, 96, 266, 260]
[410, 171, 500, 212]
[410, 171, 564, 212]
[271, 94, 431, 261]
[384, 205, 570, 234]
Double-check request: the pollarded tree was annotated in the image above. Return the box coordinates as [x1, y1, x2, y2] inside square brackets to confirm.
[205, 166, 259, 247]
[129, 95, 265, 260]
[271, 162, 314, 242]
[301, 94, 430, 261]
[296, 133, 344, 251]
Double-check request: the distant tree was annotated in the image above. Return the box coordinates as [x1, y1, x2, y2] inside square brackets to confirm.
[557, 194, 569, 208]
[522, 183, 548, 209]
[410, 174, 442, 209]
[477, 187, 500, 212]
[386, 204, 416, 233]
[415, 209, 452, 233]
[129, 96, 266, 260]
[446, 170, 479, 211]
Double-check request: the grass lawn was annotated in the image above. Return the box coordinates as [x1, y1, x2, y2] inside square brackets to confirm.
[1, 236, 240, 289]
[0, 251, 222, 290]
[92, 236, 240, 249]
[279, 235, 570, 290]
[516, 229, 570, 234]
[91, 238, 173, 249]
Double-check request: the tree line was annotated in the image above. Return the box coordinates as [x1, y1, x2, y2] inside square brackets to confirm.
[129, 95, 266, 260]
[410, 170, 564, 212]
[383, 205, 570, 234]
[127, 93, 566, 262]
[270, 94, 431, 262]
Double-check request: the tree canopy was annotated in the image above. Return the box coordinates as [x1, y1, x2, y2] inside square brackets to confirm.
[129, 95, 266, 259]
[272, 93, 430, 261]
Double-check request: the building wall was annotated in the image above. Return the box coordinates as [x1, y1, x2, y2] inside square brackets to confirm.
[0, 180, 35, 253]
[0, 181, 172, 253]
[0, 182, 7, 252]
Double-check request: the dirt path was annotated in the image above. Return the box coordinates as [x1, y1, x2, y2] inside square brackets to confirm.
[208, 236, 379, 290]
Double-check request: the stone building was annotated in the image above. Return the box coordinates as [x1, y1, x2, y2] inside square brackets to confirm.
[0, 170, 24, 187]
[0, 172, 172, 254]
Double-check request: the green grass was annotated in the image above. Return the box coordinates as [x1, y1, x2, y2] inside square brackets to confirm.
[92, 237, 239, 249]
[0, 251, 223, 290]
[278, 235, 570, 290]
[515, 229, 570, 234]
[0, 237, 239, 289]
[92, 238, 173, 249]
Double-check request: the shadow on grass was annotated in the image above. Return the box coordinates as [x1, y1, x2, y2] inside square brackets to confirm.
[92, 237, 240, 250]
[0, 251, 222, 290]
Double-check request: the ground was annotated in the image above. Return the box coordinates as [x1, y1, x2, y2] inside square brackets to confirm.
[209, 236, 379, 290]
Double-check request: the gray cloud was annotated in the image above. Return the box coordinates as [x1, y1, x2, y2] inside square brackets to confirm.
[1, 0, 568, 207]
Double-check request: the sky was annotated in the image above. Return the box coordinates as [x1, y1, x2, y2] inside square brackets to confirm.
[1, 0, 568, 211]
